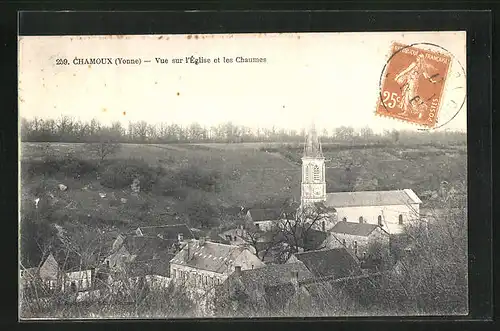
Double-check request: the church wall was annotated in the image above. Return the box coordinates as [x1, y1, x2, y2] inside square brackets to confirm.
[334, 203, 420, 234]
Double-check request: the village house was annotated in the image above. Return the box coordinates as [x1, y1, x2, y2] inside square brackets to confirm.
[169, 239, 265, 293]
[322, 221, 390, 257]
[104, 235, 177, 281]
[216, 262, 314, 314]
[245, 208, 285, 231]
[217, 258, 380, 316]
[20, 251, 96, 295]
[20, 253, 61, 295]
[245, 205, 298, 231]
[299, 124, 423, 235]
[286, 248, 362, 279]
[63, 269, 94, 293]
[219, 226, 247, 246]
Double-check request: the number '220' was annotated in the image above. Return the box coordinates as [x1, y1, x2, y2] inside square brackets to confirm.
[382, 91, 401, 108]
[55, 59, 69, 65]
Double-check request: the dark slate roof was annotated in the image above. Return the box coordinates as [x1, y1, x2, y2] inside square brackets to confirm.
[248, 207, 296, 222]
[252, 227, 327, 251]
[128, 253, 174, 277]
[280, 228, 328, 251]
[330, 221, 381, 237]
[191, 228, 231, 244]
[235, 262, 313, 287]
[248, 208, 283, 221]
[291, 248, 362, 279]
[123, 235, 174, 261]
[313, 201, 337, 213]
[170, 240, 246, 274]
[299, 228, 329, 251]
[325, 189, 422, 207]
[137, 224, 194, 240]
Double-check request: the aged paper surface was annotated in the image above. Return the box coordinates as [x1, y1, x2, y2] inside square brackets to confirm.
[19, 32, 467, 319]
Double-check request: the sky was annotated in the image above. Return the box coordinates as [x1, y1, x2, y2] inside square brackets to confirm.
[18, 31, 467, 133]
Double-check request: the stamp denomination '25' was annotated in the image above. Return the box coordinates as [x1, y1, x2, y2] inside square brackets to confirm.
[377, 42, 452, 128]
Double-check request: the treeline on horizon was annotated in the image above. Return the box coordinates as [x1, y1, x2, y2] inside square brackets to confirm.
[20, 116, 467, 146]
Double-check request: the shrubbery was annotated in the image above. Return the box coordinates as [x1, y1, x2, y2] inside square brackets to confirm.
[99, 158, 163, 192]
[177, 164, 221, 192]
[99, 159, 221, 195]
[22, 155, 98, 180]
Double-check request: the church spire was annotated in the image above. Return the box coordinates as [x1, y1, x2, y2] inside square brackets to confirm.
[303, 123, 323, 158]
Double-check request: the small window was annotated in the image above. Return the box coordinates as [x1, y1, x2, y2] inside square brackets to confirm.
[342, 239, 346, 246]
[378, 215, 383, 226]
[322, 221, 326, 232]
[255, 223, 260, 229]
[399, 214, 403, 225]
[342, 217, 347, 222]
[354, 241, 358, 248]
[359, 216, 364, 224]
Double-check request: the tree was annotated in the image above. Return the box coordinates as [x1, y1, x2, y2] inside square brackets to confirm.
[335, 126, 355, 141]
[391, 129, 400, 143]
[240, 221, 283, 262]
[372, 183, 468, 315]
[180, 192, 221, 228]
[360, 126, 374, 140]
[275, 203, 331, 261]
[84, 129, 122, 163]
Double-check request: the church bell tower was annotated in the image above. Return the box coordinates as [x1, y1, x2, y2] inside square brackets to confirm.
[301, 124, 327, 206]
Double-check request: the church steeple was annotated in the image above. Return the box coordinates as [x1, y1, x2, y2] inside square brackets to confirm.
[301, 123, 327, 206]
[303, 123, 323, 158]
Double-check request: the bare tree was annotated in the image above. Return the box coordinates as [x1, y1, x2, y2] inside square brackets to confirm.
[84, 129, 122, 163]
[240, 221, 284, 262]
[274, 203, 331, 261]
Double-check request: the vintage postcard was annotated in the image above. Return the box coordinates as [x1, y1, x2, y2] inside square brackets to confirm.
[18, 31, 467, 319]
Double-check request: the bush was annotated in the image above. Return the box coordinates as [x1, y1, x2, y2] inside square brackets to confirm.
[21, 155, 97, 180]
[99, 158, 164, 192]
[177, 164, 221, 192]
[151, 175, 181, 196]
[180, 192, 220, 228]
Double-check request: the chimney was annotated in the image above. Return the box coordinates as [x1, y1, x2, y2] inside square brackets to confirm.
[234, 266, 242, 277]
[178, 233, 184, 243]
[185, 241, 191, 262]
[290, 271, 299, 289]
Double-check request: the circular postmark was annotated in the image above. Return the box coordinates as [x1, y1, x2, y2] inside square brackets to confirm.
[376, 42, 466, 130]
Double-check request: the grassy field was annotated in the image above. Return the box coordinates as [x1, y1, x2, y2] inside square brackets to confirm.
[20, 141, 466, 233]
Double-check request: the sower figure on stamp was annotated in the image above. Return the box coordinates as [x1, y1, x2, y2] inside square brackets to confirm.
[394, 53, 438, 118]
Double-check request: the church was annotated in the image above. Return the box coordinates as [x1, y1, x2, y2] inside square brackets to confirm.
[299, 125, 422, 235]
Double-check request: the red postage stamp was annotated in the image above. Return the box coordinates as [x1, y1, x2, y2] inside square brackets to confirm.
[376, 42, 452, 128]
